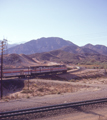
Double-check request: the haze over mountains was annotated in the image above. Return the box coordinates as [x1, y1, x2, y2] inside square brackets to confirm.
[8, 37, 75, 54]
[7, 37, 107, 56]
[1, 37, 107, 68]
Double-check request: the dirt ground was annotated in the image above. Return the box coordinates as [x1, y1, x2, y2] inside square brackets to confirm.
[1, 68, 107, 120]
[0, 78, 96, 101]
[0, 68, 107, 102]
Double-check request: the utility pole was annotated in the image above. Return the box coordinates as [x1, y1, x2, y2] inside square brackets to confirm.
[28, 66, 30, 91]
[28, 67, 29, 90]
[0, 39, 7, 99]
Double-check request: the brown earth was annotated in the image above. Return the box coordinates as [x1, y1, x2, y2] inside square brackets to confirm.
[1, 68, 107, 120]
[1, 68, 106, 102]
[0, 78, 93, 101]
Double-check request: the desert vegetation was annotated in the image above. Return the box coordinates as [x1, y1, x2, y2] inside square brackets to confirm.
[1, 79, 93, 101]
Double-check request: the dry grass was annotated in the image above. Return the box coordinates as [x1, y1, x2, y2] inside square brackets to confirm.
[1, 79, 92, 101]
[1, 68, 106, 101]
[22, 80, 75, 96]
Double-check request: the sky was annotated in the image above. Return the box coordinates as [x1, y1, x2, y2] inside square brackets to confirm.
[0, 0, 107, 46]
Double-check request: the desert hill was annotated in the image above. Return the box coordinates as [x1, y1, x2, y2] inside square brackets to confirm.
[1, 49, 107, 68]
[2, 54, 38, 68]
[83, 44, 107, 56]
[1, 37, 107, 68]
[29, 49, 107, 65]
[61, 45, 99, 55]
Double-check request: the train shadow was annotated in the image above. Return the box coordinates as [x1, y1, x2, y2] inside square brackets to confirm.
[0, 78, 24, 96]
[57, 72, 82, 81]
[58, 69, 106, 81]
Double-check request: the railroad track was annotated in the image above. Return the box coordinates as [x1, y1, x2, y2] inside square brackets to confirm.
[0, 98, 107, 119]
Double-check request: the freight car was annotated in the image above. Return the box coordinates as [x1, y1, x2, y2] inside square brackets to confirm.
[1, 65, 67, 78]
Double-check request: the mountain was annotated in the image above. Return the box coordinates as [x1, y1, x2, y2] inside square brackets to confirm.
[29, 49, 107, 65]
[8, 37, 75, 54]
[7, 37, 107, 56]
[61, 45, 99, 55]
[2, 54, 38, 68]
[83, 44, 107, 56]
[2, 47, 107, 68]
[2, 37, 107, 67]
[8, 44, 18, 48]
[29, 50, 81, 64]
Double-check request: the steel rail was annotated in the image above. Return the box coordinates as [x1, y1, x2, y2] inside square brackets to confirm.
[0, 98, 107, 118]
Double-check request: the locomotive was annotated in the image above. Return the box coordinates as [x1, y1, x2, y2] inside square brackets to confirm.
[1, 65, 67, 78]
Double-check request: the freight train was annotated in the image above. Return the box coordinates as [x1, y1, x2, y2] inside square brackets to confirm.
[0, 65, 67, 78]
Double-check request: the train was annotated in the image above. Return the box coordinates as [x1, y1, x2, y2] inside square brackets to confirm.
[0, 65, 67, 78]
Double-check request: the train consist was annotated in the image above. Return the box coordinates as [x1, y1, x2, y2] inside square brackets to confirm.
[1, 65, 67, 78]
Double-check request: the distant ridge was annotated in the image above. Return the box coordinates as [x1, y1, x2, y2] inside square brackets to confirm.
[61, 45, 99, 55]
[7, 37, 107, 57]
[2, 38, 107, 68]
[83, 44, 107, 55]
[8, 37, 75, 54]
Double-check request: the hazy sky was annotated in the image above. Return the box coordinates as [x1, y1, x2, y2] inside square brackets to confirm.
[0, 0, 107, 46]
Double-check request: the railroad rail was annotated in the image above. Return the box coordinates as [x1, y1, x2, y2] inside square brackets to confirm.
[0, 98, 107, 119]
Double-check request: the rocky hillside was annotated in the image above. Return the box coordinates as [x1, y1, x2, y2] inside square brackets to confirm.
[7, 37, 107, 57]
[8, 37, 75, 54]
[29, 49, 107, 65]
[1, 37, 107, 68]
[61, 45, 99, 55]
[83, 44, 107, 56]
[2, 54, 38, 68]
[2, 49, 107, 68]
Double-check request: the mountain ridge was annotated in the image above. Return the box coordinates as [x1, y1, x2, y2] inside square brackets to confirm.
[83, 44, 107, 55]
[8, 37, 76, 54]
[7, 37, 107, 56]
